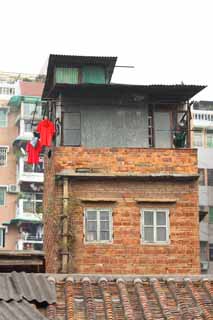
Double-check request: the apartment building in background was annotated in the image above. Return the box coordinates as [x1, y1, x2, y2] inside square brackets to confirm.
[0, 71, 44, 252]
[191, 101, 213, 273]
[43, 54, 204, 274]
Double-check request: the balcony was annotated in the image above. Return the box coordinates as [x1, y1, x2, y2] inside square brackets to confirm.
[52, 147, 198, 178]
[17, 157, 44, 183]
[15, 196, 43, 223]
[192, 111, 213, 129]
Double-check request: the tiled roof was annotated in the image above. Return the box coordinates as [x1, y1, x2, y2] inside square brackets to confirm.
[1, 273, 213, 319]
[19, 81, 44, 97]
[48, 275, 213, 319]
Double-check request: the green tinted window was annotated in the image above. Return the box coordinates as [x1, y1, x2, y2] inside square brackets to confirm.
[82, 66, 105, 84]
[209, 207, 213, 224]
[55, 68, 79, 84]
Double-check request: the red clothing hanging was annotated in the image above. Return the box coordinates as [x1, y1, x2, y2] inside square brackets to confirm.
[26, 141, 42, 164]
[37, 119, 55, 147]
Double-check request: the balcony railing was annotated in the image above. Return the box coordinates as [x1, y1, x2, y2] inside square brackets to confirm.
[192, 111, 213, 128]
[16, 197, 43, 222]
[17, 157, 44, 183]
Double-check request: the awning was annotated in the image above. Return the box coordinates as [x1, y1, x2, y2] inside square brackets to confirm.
[8, 95, 22, 107]
[8, 96, 41, 108]
[10, 217, 42, 224]
[12, 134, 33, 148]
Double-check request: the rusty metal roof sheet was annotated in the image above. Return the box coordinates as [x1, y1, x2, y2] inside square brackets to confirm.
[0, 272, 56, 304]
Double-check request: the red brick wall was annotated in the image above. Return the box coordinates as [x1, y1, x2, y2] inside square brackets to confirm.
[53, 147, 198, 175]
[44, 147, 200, 274]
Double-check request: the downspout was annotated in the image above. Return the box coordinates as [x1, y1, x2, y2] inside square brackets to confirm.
[187, 100, 193, 148]
[61, 177, 69, 273]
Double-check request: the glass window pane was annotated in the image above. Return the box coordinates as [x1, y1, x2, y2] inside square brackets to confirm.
[100, 211, 109, 220]
[100, 231, 110, 241]
[156, 212, 166, 225]
[87, 211, 97, 220]
[23, 201, 34, 213]
[207, 134, 213, 148]
[0, 188, 5, 206]
[100, 221, 109, 231]
[0, 109, 7, 127]
[86, 231, 97, 241]
[144, 211, 154, 225]
[144, 227, 154, 242]
[157, 227, 167, 241]
[87, 221, 97, 232]
[193, 132, 203, 147]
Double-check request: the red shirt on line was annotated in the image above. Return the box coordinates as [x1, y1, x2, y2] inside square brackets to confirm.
[26, 141, 42, 164]
[37, 119, 55, 147]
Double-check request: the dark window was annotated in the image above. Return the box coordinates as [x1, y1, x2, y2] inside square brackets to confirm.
[198, 169, 205, 186]
[207, 169, 213, 186]
[63, 112, 81, 146]
[209, 207, 213, 224]
[210, 244, 213, 261]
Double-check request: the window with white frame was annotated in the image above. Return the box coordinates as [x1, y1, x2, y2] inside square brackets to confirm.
[207, 131, 213, 148]
[21, 192, 43, 215]
[0, 109, 7, 128]
[193, 131, 203, 147]
[24, 120, 37, 133]
[0, 187, 6, 206]
[23, 103, 42, 118]
[0, 228, 5, 247]
[141, 209, 169, 243]
[84, 209, 112, 242]
[0, 147, 8, 166]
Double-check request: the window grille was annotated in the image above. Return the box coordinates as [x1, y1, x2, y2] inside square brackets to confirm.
[0, 147, 8, 166]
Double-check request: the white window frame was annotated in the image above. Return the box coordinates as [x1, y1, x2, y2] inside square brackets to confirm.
[0, 108, 8, 128]
[0, 186, 7, 207]
[193, 131, 203, 147]
[207, 132, 213, 148]
[84, 208, 113, 244]
[19, 193, 43, 217]
[141, 209, 170, 245]
[0, 146, 9, 167]
[22, 102, 42, 119]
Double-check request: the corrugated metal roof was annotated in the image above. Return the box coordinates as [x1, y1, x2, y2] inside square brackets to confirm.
[43, 54, 117, 98]
[0, 272, 56, 304]
[43, 82, 206, 102]
[0, 300, 48, 320]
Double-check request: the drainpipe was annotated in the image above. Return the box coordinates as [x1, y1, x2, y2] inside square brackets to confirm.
[61, 177, 69, 273]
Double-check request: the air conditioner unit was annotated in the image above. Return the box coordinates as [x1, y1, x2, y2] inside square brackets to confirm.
[8, 184, 19, 193]
[201, 261, 209, 271]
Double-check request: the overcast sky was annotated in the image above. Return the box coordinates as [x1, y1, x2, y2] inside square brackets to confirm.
[1, 0, 212, 100]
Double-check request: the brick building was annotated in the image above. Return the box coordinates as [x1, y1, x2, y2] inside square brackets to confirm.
[43, 54, 205, 274]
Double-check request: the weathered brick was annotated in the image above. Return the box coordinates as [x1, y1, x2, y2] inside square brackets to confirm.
[43, 147, 200, 274]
